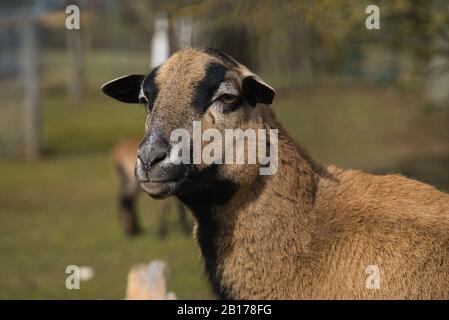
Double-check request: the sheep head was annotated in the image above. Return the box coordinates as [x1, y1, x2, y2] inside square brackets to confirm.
[102, 48, 276, 200]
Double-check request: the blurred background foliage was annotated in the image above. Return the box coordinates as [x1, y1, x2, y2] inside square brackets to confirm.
[0, 0, 448, 299]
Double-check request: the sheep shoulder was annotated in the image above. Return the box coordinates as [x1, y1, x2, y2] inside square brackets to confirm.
[308, 166, 449, 299]
[317, 165, 449, 229]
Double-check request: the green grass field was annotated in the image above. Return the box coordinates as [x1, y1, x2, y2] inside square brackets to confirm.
[0, 51, 448, 299]
[0, 90, 213, 299]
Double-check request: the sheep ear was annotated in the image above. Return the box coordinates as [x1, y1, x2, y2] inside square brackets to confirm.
[101, 74, 145, 104]
[242, 76, 275, 107]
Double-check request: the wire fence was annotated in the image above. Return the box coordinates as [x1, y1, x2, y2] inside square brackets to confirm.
[0, 10, 39, 157]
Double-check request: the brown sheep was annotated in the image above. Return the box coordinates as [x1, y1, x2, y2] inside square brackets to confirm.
[111, 138, 190, 237]
[102, 48, 449, 299]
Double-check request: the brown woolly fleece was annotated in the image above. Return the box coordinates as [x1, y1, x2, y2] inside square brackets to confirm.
[102, 48, 449, 300]
[209, 108, 449, 299]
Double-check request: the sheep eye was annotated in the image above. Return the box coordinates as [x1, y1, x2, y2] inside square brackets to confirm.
[218, 94, 238, 105]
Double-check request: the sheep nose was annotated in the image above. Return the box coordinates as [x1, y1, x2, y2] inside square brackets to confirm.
[137, 132, 170, 172]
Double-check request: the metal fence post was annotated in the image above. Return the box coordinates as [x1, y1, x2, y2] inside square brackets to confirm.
[21, 19, 40, 159]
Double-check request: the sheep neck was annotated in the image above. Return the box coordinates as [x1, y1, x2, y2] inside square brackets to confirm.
[180, 107, 321, 299]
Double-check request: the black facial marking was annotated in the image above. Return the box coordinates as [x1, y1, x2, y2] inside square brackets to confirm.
[192, 63, 227, 113]
[203, 48, 239, 69]
[142, 66, 160, 110]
